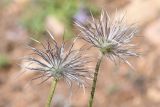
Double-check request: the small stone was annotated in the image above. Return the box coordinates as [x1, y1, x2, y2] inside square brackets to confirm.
[147, 87, 160, 102]
[45, 16, 64, 37]
[144, 18, 160, 47]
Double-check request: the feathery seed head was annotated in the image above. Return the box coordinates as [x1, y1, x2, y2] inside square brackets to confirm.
[23, 32, 92, 88]
[75, 10, 139, 67]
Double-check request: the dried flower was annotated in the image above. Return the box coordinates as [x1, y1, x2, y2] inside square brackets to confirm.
[75, 10, 138, 67]
[23, 32, 92, 89]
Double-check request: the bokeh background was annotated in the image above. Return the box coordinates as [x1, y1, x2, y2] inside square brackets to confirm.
[0, 0, 160, 107]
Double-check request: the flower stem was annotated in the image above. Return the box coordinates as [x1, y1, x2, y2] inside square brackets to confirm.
[45, 79, 58, 107]
[88, 55, 103, 107]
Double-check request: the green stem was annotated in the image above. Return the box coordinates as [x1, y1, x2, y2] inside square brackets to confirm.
[45, 79, 58, 107]
[88, 55, 103, 107]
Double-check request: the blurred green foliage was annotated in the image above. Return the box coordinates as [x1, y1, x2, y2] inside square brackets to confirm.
[20, 0, 78, 39]
[0, 54, 10, 69]
[0, 0, 11, 8]
[20, 0, 99, 40]
[106, 84, 120, 95]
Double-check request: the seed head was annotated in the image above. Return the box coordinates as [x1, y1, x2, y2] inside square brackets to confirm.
[75, 10, 139, 67]
[23, 32, 92, 88]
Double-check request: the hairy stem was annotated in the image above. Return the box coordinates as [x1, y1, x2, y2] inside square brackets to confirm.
[88, 55, 103, 107]
[45, 79, 58, 107]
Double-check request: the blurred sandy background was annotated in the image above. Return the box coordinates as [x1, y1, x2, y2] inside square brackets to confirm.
[0, 0, 160, 107]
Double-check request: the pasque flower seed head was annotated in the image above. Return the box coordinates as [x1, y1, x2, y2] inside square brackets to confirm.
[23, 31, 92, 88]
[75, 10, 138, 67]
